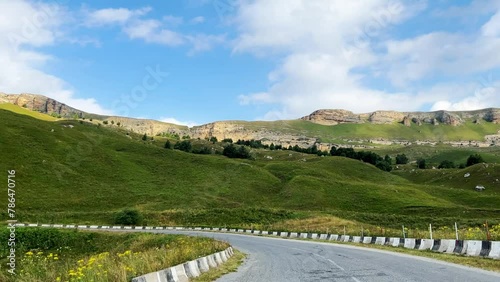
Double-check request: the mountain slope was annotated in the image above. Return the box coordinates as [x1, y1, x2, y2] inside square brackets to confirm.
[1, 108, 499, 227]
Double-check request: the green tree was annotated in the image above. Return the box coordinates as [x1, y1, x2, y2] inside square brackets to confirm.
[417, 158, 426, 169]
[174, 140, 192, 152]
[223, 144, 250, 159]
[376, 160, 392, 172]
[395, 154, 409, 164]
[114, 208, 143, 225]
[142, 133, 148, 141]
[384, 155, 392, 165]
[103, 120, 109, 125]
[438, 160, 455, 169]
[164, 140, 172, 149]
[209, 137, 218, 144]
[466, 154, 484, 167]
[111, 120, 115, 125]
[222, 138, 233, 143]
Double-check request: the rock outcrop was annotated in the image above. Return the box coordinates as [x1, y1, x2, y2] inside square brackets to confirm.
[2, 93, 500, 147]
[368, 111, 406, 124]
[300, 109, 362, 125]
[0, 93, 87, 118]
[301, 108, 499, 126]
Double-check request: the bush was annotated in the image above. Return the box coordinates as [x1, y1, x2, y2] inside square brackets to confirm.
[395, 154, 409, 164]
[103, 120, 109, 125]
[438, 160, 455, 169]
[466, 154, 484, 167]
[417, 158, 426, 169]
[114, 208, 143, 225]
[223, 144, 251, 159]
[174, 140, 192, 152]
[192, 146, 211, 154]
[222, 138, 233, 143]
[209, 137, 218, 144]
[164, 140, 172, 149]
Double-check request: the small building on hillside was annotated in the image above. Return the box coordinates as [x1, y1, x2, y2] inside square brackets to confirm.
[475, 185, 486, 192]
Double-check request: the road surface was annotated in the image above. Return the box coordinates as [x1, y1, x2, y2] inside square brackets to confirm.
[107, 229, 500, 281]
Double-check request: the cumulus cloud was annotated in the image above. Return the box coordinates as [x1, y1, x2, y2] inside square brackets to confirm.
[0, 0, 112, 115]
[234, 0, 500, 119]
[85, 7, 224, 54]
[84, 7, 152, 26]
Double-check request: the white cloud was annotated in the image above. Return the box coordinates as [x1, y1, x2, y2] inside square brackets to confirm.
[0, 0, 112, 115]
[429, 79, 500, 111]
[234, 0, 420, 118]
[190, 16, 205, 24]
[84, 7, 152, 26]
[160, 117, 199, 127]
[234, 0, 500, 118]
[123, 19, 185, 46]
[85, 7, 224, 53]
[163, 15, 184, 26]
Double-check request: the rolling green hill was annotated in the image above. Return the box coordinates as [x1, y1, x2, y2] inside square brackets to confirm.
[1, 108, 499, 229]
[220, 119, 500, 143]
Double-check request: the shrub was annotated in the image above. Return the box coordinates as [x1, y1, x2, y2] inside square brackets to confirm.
[438, 160, 455, 169]
[164, 140, 172, 149]
[209, 137, 218, 144]
[417, 158, 426, 169]
[114, 208, 143, 225]
[223, 144, 251, 159]
[395, 154, 409, 164]
[174, 140, 192, 152]
[142, 134, 148, 141]
[222, 138, 233, 143]
[466, 154, 484, 167]
[192, 146, 211, 155]
[103, 120, 109, 125]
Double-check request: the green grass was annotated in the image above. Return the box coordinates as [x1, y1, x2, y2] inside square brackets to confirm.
[213, 119, 500, 143]
[0, 228, 229, 281]
[0, 103, 58, 121]
[1, 109, 500, 230]
[192, 250, 246, 282]
[312, 240, 500, 273]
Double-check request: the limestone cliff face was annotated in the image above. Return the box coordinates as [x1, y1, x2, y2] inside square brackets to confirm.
[102, 117, 188, 137]
[0, 93, 87, 118]
[2, 93, 500, 146]
[301, 108, 499, 126]
[300, 109, 362, 125]
[0, 93, 188, 136]
[189, 122, 317, 148]
[368, 111, 406, 124]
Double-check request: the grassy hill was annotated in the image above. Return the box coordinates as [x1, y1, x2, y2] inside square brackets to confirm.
[222, 119, 500, 143]
[1, 108, 499, 229]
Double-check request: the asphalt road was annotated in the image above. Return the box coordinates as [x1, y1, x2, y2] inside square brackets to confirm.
[94, 228, 500, 282]
[138, 230, 500, 282]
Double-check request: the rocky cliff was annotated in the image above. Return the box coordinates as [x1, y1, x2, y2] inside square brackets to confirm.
[2, 93, 500, 147]
[0, 93, 188, 136]
[301, 108, 500, 126]
[0, 93, 89, 118]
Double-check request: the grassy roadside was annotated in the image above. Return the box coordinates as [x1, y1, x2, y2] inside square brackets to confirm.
[310, 239, 500, 272]
[192, 250, 246, 282]
[0, 228, 229, 282]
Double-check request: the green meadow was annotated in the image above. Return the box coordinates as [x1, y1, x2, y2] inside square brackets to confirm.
[0, 106, 499, 231]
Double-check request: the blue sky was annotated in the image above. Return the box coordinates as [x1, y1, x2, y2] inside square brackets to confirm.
[1, 0, 500, 126]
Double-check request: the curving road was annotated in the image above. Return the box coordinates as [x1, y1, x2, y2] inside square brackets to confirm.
[98, 229, 500, 282]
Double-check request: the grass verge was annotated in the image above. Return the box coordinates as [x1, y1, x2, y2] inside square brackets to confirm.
[316, 240, 500, 272]
[192, 250, 246, 282]
[0, 228, 228, 282]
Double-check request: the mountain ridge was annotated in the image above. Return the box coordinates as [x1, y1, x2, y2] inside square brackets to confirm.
[2, 93, 500, 148]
